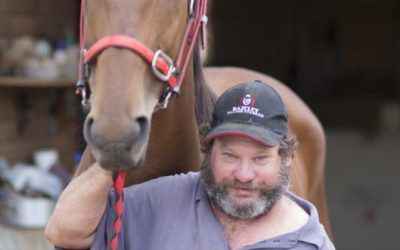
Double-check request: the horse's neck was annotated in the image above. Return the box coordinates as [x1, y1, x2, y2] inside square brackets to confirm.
[125, 66, 202, 184]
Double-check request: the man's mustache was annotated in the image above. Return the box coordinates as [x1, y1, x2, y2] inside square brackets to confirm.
[219, 179, 269, 191]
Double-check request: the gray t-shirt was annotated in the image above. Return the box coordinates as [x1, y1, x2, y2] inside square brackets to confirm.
[92, 172, 334, 250]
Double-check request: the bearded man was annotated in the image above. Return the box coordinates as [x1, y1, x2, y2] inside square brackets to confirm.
[45, 81, 334, 250]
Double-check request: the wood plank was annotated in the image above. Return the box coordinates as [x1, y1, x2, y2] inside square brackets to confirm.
[0, 77, 75, 88]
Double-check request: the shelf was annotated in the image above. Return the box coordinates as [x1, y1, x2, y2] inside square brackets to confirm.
[0, 76, 75, 88]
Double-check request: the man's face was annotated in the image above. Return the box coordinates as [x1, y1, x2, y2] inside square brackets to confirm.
[201, 136, 290, 220]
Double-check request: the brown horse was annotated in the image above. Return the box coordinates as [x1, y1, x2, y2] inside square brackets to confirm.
[75, 0, 332, 238]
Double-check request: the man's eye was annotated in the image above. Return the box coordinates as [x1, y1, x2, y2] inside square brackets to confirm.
[223, 153, 237, 161]
[254, 156, 269, 164]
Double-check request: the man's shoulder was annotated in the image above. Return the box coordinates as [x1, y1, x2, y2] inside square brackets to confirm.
[140, 171, 200, 189]
[253, 192, 334, 249]
[285, 192, 335, 249]
[280, 195, 310, 230]
[124, 171, 201, 202]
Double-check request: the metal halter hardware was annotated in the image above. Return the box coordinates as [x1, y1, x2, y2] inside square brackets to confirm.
[76, 0, 208, 110]
[76, 79, 89, 106]
[76, 49, 90, 106]
[151, 50, 176, 82]
[155, 90, 174, 110]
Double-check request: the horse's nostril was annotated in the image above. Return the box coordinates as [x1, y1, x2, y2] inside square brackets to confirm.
[84, 116, 95, 143]
[87, 117, 94, 128]
[136, 116, 148, 135]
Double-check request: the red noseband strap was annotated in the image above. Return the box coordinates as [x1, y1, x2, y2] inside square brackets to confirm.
[85, 35, 178, 89]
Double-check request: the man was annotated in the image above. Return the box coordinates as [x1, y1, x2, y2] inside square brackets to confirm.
[46, 80, 334, 249]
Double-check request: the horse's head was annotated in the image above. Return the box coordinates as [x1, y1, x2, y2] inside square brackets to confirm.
[81, 0, 191, 170]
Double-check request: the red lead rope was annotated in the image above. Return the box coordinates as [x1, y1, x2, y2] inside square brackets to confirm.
[109, 170, 126, 250]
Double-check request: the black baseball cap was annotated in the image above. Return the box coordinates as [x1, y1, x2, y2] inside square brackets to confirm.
[204, 80, 288, 147]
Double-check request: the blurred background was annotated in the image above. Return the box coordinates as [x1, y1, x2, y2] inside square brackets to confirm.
[0, 0, 399, 249]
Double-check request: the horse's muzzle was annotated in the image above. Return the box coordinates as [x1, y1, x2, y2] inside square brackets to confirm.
[93, 146, 147, 170]
[83, 115, 149, 170]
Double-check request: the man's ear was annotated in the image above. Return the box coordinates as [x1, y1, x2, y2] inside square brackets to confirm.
[282, 156, 293, 167]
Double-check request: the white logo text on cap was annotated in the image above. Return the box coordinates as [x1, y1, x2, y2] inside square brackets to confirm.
[226, 94, 265, 118]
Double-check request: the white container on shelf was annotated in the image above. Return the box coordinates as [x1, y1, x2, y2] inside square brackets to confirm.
[33, 149, 59, 171]
[0, 186, 55, 228]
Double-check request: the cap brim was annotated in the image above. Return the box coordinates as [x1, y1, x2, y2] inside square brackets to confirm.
[204, 123, 283, 147]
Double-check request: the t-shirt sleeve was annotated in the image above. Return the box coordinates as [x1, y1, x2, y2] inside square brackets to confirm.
[319, 237, 336, 250]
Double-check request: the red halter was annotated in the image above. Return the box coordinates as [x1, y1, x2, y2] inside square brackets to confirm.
[76, 0, 208, 109]
[76, 1, 208, 250]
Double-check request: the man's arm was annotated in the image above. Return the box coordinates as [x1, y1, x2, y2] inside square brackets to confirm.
[45, 163, 113, 249]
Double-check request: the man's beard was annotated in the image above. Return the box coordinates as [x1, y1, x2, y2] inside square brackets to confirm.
[200, 153, 290, 220]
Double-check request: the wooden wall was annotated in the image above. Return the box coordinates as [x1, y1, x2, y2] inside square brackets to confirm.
[0, 0, 79, 41]
[0, 0, 81, 172]
[0, 86, 84, 172]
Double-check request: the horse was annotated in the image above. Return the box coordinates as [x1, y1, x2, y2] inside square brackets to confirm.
[74, 0, 332, 238]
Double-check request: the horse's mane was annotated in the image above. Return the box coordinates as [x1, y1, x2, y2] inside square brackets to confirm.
[193, 45, 217, 137]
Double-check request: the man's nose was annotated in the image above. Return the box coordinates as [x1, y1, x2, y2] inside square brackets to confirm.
[233, 161, 256, 183]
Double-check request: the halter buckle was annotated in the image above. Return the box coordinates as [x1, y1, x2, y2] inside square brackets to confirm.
[151, 50, 176, 82]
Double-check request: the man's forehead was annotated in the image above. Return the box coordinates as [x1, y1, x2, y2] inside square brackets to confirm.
[215, 136, 277, 152]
